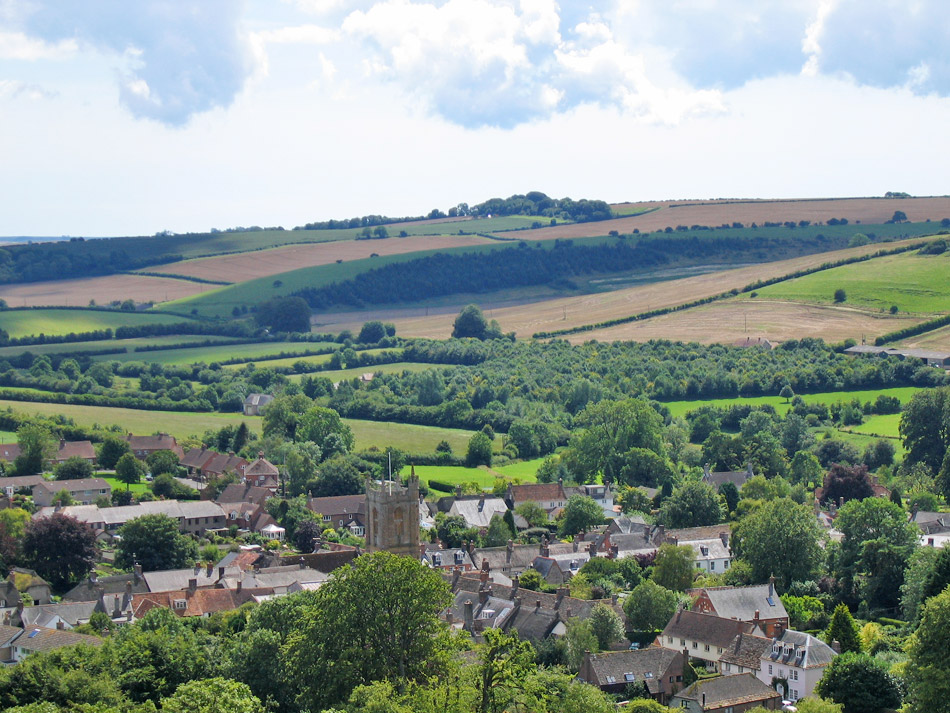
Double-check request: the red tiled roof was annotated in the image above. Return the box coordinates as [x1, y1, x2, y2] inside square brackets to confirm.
[131, 586, 273, 618]
[508, 482, 566, 502]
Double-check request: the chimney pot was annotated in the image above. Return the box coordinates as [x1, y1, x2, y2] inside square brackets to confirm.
[56, 621, 65, 630]
[188, 578, 197, 591]
[831, 639, 841, 654]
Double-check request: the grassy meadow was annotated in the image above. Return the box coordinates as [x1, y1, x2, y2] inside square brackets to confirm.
[749, 251, 950, 313]
[397, 463, 538, 492]
[0, 308, 191, 339]
[288, 362, 434, 382]
[90, 340, 339, 365]
[0, 335, 241, 359]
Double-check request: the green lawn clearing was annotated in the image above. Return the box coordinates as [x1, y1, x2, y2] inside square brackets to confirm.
[0, 308, 192, 339]
[397, 464, 533, 493]
[101, 476, 150, 494]
[494, 457, 547, 479]
[842, 413, 903, 439]
[288, 361, 433, 382]
[660, 386, 922, 420]
[748, 251, 950, 313]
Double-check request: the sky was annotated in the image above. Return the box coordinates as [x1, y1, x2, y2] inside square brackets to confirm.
[2, 0, 950, 237]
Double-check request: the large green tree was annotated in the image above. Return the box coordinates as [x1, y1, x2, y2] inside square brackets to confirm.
[651, 543, 696, 592]
[834, 497, 918, 611]
[254, 296, 311, 333]
[657, 481, 722, 528]
[815, 652, 903, 713]
[115, 514, 198, 572]
[567, 399, 666, 484]
[12, 424, 56, 475]
[466, 431, 493, 467]
[161, 677, 264, 713]
[732, 498, 822, 589]
[905, 587, 950, 713]
[21, 513, 97, 590]
[558, 495, 604, 537]
[900, 386, 950, 477]
[452, 304, 488, 339]
[900, 546, 941, 622]
[261, 392, 313, 441]
[297, 406, 354, 456]
[115, 453, 145, 489]
[824, 603, 861, 654]
[283, 551, 453, 710]
[97, 435, 131, 470]
[623, 579, 680, 631]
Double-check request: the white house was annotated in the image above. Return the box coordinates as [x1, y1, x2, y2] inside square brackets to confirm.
[757, 629, 837, 702]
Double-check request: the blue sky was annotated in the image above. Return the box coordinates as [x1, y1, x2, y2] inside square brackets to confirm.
[2, 0, 950, 236]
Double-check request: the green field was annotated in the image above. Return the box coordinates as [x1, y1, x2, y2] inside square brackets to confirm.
[0, 399, 486, 455]
[101, 476, 149, 494]
[90, 340, 338, 365]
[221, 348, 393, 371]
[288, 362, 434, 382]
[0, 334, 241, 360]
[660, 386, 922, 420]
[494, 457, 547, 479]
[0, 309, 193, 339]
[844, 413, 902, 439]
[397, 463, 536, 492]
[749, 252, 950, 313]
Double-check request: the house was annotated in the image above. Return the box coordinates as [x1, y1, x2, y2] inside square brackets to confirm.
[142, 563, 243, 593]
[307, 494, 366, 533]
[757, 629, 838, 701]
[181, 448, 248, 481]
[132, 584, 274, 619]
[447, 495, 510, 530]
[243, 452, 279, 490]
[567, 483, 615, 517]
[9, 568, 51, 605]
[0, 475, 45, 498]
[578, 648, 685, 704]
[670, 673, 782, 713]
[469, 538, 580, 582]
[51, 440, 97, 464]
[221, 501, 279, 535]
[0, 624, 23, 662]
[691, 581, 789, 638]
[0, 577, 22, 608]
[702, 463, 754, 490]
[505, 482, 568, 512]
[733, 337, 776, 350]
[217, 483, 273, 507]
[687, 536, 732, 574]
[445, 590, 562, 643]
[218, 565, 328, 594]
[123, 433, 184, 460]
[62, 568, 148, 603]
[8, 626, 103, 663]
[35, 499, 227, 536]
[243, 393, 274, 416]
[659, 608, 761, 670]
[32, 478, 111, 507]
[719, 631, 772, 676]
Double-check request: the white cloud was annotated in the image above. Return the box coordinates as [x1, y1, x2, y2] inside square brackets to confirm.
[0, 78, 55, 100]
[256, 24, 340, 44]
[0, 31, 76, 60]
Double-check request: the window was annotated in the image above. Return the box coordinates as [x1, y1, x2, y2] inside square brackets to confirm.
[724, 663, 732, 672]
[692, 641, 698, 649]
[704, 644, 710, 652]
[717, 648, 723, 654]
[791, 670, 798, 681]
[768, 664, 773, 675]
[624, 673, 636, 682]
[695, 562, 702, 568]
[725, 707, 734, 713]
[724, 561, 730, 569]
[322, 515, 331, 522]
[791, 690, 799, 701]
[680, 639, 686, 646]
[606, 676, 616, 684]
[668, 636, 674, 644]
[710, 561, 716, 570]
[174, 599, 187, 610]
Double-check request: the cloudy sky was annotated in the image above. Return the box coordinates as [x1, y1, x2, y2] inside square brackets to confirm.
[2, 0, 950, 236]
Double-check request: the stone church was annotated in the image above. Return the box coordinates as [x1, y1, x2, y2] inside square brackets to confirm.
[366, 470, 420, 557]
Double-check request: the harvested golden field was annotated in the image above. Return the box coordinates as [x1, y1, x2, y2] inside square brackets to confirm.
[0, 273, 206, 308]
[900, 325, 950, 351]
[144, 234, 494, 282]
[311, 237, 931, 339]
[569, 300, 922, 345]
[518, 197, 950, 240]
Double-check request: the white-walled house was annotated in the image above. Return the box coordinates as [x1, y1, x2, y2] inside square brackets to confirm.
[757, 629, 837, 702]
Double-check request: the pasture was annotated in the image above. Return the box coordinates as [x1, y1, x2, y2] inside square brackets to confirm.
[0, 308, 192, 339]
[0, 334, 240, 359]
[220, 347, 393, 371]
[0, 399, 485, 454]
[749, 252, 950, 313]
[90, 340, 338, 365]
[494, 457, 547, 479]
[397, 463, 537, 492]
[660, 386, 922, 420]
[288, 362, 434, 382]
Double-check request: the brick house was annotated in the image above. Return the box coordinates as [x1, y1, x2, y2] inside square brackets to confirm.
[123, 433, 184, 461]
[690, 580, 789, 638]
[578, 648, 686, 704]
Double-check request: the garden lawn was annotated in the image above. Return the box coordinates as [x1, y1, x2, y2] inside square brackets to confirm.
[101, 476, 149, 494]
[660, 386, 922, 419]
[0, 308, 191, 339]
[749, 251, 950, 313]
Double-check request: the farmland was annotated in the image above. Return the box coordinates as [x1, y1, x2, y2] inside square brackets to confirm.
[219, 347, 393, 371]
[309, 236, 933, 339]
[0, 308, 191, 339]
[749, 252, 950, 313]
[90, 340, 339, 365]
[0, 334, 240, 359]
[141, 233, 495, 283]
[397, 463, 537, 491]
[0, 273, 210, 308]
[288, 362, 433, 382]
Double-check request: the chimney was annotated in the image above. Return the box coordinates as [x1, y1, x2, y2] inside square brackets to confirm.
[831, 639, 841, 654]
[205, 562, 213, 577]
[451, 567, 461, 590]
[512, 574, 520, 593]
[236, 579, 242, 593]
[133, 563, 143, 580]
[59, 439, 65, 448]
[455, 484, 463, 497]
[463, 599, 474, 631]
[479, 585, 490, 605]
[57, 621, 65, 630]
[535, 599, 541, 610]
[753, 609, 760, 626]
[446, 610, 454, 625]
[747, 463, 754, 476]
[566, 607, 573, 618]
[555, 586, 568, 607]
[719, 532, 729, 548]
[572, 539, 579, 553]
[188, 578, 198, 592]
[611, 593, 618, 605]
[540, 538, 550, 558]
[703, 463, 711, 477]
[506, 539, 513, 565]
[218, 566, 225, 580]
[768, 575, 775, 599]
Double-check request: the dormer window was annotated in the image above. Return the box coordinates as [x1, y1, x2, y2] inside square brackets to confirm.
[624, 673, 635, 682]
[173, 599, 187, 610]
[784, 647, 792, 656]
[432, 553, 442, 566]
[772, 644, 780, 654]
[454, 551, 465, 564]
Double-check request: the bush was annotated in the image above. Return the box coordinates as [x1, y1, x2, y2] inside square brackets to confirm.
[834, 289, 847, 303]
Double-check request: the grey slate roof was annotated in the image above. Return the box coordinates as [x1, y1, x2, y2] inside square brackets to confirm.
[142, 564, 241, 592]
[583, 647, 681, 694]
[700, 584, 788, 621]
[62, 573, 148, 602]
[449, 497, 510, 529]
[673, 673, 781, 710]
[13, 626, 102, 654]
[719, 632, 771, 669]
[766, 629, 837, 669]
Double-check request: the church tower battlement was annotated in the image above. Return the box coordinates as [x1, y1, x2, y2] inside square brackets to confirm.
[365, 468, 420, 557]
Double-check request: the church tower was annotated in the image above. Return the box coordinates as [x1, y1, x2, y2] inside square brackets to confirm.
[365, 467, 420, 557]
